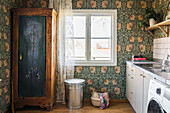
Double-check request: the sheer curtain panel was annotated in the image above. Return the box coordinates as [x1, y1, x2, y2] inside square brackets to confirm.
[49, 0, 74, 103]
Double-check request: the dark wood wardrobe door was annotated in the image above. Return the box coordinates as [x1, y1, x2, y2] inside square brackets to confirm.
[18, 16, 46, 97]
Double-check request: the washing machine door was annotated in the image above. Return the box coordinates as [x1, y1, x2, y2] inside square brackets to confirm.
[147, 98, 167, 113]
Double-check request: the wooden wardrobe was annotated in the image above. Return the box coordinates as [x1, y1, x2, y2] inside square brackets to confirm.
[12, 8, 57, 110]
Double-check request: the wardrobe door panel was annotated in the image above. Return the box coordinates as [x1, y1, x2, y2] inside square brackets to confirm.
[30, 16, 46, 97]
[18, 16, 32, 97]
[18, 16, 46, 97]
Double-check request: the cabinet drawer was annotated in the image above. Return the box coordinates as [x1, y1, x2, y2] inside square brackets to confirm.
[127, 75, 136, 110]
[129, 91, 136, 111]
[126, 64, 131, 72]
[126, 63, 135, 76]
[129, 76, 135, 92]
[130, 66, 135, 75]
[126, 75, 135, 99]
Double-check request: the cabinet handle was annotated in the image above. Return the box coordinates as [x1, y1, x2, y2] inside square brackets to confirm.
[143, 75, 146, 78]
[25, 75, 30, 78]
[128, 74, 130, 76]
[127, 66, 129, 68]
[131, 92, 133, 94]
[140, 74, 143, 76]
[131, 69, 133, 71]
[19, 54, 22, 60]
[37, 74, 40, 80]
[131, 77, 134, 79]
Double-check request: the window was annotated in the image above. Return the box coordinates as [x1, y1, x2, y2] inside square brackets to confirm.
[66, 10, 117, 66]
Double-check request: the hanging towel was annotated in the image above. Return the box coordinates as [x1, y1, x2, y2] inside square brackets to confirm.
[98, 92, 109, 109]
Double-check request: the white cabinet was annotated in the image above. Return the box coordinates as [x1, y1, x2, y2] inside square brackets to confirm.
[126, 63, 136, 111]
[126, 62, 154, 113]
[135, 68, 144, 113]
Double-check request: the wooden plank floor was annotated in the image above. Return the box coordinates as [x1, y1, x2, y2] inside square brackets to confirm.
[16, 102, 135, 113]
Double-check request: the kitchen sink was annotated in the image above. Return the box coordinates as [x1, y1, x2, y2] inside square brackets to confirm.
[148, 64, 162, 69]
[151, 68, 170, 74]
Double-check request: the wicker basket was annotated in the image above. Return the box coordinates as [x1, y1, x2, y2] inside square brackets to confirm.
[90, 91, 109, 107]
[91, 97, 101, 107]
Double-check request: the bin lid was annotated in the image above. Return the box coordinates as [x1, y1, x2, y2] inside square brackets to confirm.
[64, 79, 85, 84]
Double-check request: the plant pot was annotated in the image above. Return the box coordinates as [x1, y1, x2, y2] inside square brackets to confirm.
[165, 11, 170, 20]
[149, 18, 156, 27]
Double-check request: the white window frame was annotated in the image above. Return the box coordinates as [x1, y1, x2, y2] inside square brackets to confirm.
[69, 10, 117, 66]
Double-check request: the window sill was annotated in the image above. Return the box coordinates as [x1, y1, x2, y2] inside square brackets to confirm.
[73, 61, 117, 66]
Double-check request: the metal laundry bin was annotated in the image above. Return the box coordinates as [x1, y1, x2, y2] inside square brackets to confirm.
[64, 79, 85, 109]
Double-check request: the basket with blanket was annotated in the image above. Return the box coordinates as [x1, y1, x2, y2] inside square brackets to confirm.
[90, 90, 109, 109]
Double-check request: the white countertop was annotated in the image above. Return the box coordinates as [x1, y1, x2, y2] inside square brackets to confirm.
[126, 61, 170, 85]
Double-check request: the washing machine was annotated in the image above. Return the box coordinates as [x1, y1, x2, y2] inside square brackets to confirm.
[147, 79, 170, 113]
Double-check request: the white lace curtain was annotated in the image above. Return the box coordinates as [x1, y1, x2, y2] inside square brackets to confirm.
[49, 0, 74, 103]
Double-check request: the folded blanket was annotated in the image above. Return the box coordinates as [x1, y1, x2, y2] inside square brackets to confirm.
[98, 92, 109, 109]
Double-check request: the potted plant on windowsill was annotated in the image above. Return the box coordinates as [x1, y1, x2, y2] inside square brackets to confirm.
[138, 8, 162, 30]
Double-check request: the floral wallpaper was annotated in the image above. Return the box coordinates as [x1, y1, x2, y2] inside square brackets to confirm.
[0, 0, 169, 112]
[20, 0, 48, 8]
[73, 0, 169, 100]
[0, 0, 19, 112]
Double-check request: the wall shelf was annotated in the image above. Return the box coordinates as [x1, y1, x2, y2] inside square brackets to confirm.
[147, 20, 170, 37]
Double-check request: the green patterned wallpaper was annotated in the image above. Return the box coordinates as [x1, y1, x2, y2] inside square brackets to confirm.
[0, 0, 18, 112]
[0, 0, 169, 112]
[20, 0, 48, 8]
[73, 0, 169, 100]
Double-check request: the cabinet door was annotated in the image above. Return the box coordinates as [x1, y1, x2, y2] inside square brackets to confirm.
[129, 75, 135, 110]
[143, 73, 153, 113]
[126, 71, 130, 101]
[135, 68, 144, 113]
[18, 16, 46, 97]
[126, 63, 136, 110]
[126, 64, 131, 100]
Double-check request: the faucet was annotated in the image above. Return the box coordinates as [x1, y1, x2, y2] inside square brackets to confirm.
[167, 55, 170, 60]
[161, 54, 170, 71]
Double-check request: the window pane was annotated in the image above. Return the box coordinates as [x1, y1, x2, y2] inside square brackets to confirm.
[66, 39, 85, 60]
[65, 16, 73, 37]
[73, 16, 86, 37]
[91, 39, 111, 60]
[91, 16, 111, 37]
